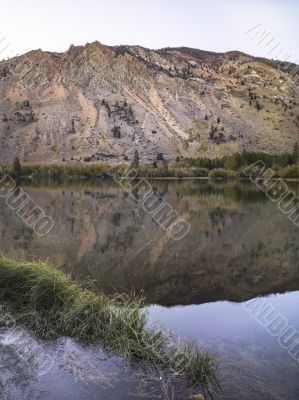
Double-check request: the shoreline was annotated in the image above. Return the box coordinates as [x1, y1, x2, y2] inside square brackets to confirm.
[0, 257, 220, 396]
[1, 174, 299, 183]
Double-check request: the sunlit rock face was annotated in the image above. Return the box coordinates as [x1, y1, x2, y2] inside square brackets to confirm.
[0, 43, 298, 164]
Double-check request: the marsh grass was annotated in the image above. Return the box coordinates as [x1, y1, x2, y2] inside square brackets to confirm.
[1, 162, 212, 179]
[1, 149, 298, 181]
[279, 164, 299, 179]
[0, 257, 220, 397]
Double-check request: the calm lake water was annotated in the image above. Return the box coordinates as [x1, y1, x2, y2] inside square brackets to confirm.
[0, 180, 298, 399]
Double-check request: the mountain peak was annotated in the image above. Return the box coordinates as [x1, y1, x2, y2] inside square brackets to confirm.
[0, 41, 298, 164]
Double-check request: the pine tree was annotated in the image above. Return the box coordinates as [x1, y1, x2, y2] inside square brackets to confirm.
[13, 157, 22, 177]
[132, 150, 139, 168]
[293, 142, 299, 163]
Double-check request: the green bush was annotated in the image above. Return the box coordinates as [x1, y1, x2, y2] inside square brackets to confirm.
[191, 167, 209, 177]
[279, 164, 299, 179]
[209, 168, 231, 179]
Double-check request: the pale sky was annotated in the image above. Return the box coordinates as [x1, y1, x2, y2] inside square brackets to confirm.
[0, 0, 298, 63]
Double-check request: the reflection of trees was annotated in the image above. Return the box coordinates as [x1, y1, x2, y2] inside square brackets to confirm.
[1, 181, 299, 308]
[209, 207, 232, 228]
[185, 182, 269, 204]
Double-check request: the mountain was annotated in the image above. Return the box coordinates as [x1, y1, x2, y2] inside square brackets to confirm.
[0, 41, 298, 164]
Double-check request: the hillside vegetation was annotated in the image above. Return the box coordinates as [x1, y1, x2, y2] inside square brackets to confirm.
[0, 42, 298, 164]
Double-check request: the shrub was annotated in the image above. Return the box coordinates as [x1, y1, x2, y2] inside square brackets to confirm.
[209, 168, 234, 179]
[12, 156, 22, 177]
[190, 167, 209, 177]
[279, 164, 299, 179]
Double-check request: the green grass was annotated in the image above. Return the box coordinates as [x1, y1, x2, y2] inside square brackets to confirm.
[0, 257, 220, 397]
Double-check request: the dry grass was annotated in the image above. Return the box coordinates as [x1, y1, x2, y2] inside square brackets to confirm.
[0, 257, 220, 397]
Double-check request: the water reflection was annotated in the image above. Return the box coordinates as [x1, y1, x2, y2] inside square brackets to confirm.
[0, 329, 190, 400]
[1, 180, 299, 399]
[150, 290, 299, 400]
[0, 180, 298, 306]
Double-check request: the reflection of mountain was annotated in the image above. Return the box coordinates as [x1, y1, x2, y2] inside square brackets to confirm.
[0, 181, 298, 306]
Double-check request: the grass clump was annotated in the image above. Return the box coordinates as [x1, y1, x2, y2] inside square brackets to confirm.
[209, 168, 236, 179]
[0, 257, 220, 396]
[279, 164, 299, 179]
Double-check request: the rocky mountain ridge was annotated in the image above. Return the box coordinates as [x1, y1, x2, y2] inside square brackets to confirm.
[0, 41, 298, 164]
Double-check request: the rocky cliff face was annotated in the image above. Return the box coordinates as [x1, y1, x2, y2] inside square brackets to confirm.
[0, 41, 298, 164]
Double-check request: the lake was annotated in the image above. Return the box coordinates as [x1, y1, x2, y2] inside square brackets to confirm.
[0, 180, 298, 399]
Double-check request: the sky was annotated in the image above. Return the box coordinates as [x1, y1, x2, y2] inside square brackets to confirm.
[0, 0, 298, 63]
